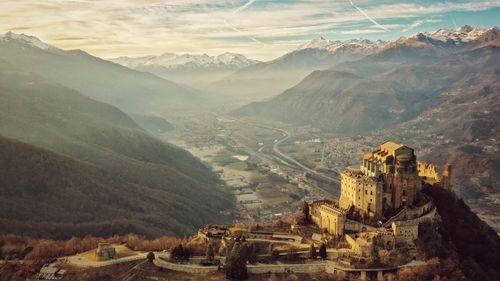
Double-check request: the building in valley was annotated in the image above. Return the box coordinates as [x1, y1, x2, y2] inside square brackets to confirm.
[95, 243, 116, 261]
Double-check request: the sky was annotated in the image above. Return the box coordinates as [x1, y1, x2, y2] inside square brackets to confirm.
[1, 0, 499, 60]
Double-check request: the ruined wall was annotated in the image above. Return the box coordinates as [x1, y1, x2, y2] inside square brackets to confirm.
[417, 161, 441, 182]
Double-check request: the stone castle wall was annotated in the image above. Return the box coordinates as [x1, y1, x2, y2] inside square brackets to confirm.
[247, 262, 327, 274]
[153, 258, 219, 274]
[344, 220, 377, 233]
[417, 161, 441, 182]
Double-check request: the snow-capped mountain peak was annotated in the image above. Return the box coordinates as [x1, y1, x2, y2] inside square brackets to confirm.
[0, 32, 55, 50]
[414, 25, 493, 43]
[111, 52, 259, 70]
[297, 36, 332, 50]
[296, 37, 386, 55]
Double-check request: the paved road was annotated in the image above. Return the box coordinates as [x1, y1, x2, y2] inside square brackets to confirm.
[271, 128, 339, 184]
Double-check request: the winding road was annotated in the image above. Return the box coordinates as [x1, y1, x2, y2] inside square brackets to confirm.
[270, 127, 339, 185]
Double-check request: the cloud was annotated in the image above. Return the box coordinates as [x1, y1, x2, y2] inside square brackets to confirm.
[402, 19, 442, 32]
[233, 0, 256, 14]
[0, 0, 498, 60]
[348, 0, 388, 31]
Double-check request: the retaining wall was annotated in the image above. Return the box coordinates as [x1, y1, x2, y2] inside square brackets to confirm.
[153, 259, 218, 274]
[247, 262, 327, 274]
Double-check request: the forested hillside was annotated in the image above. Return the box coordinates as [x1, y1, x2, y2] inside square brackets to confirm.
[0, 59, 234, 239]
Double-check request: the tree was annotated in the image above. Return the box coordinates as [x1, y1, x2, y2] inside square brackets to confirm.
[309, 243, 317, 259]
[286, 247, 299, 261]
[302, 201, 311, 224]
[319, 243, 327, 260]
[247, 243, 258, 264]
[239, 242, 249, 263]
[171, 244, 188, 262]
[271, 249, 280, 262]
[268, 244, 274, 255]
[225, 242, 248, 281]
[147, 252, 155, 262]
[205, 243, 215, 261]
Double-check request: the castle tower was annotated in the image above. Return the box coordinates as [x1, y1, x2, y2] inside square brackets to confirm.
[441, 164, 452, 190]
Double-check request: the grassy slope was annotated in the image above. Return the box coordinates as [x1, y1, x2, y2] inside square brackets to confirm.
[0, 59, 234, 239]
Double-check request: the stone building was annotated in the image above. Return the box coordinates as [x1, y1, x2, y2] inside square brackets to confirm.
[417, 161, 452, 190]
[345, 232, 377, 257]
[310, 199, 346, 236]
[391, 221, 418, 242]
[95, 243, 116, 261]
[339, 141, 422, 218]
[339, 169, 383, 217]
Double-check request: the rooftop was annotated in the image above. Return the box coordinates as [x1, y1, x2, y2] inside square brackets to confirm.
[380, 141, 405, 153]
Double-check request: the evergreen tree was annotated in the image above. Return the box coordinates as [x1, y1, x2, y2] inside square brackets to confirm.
[309, 243, 317, 259]
[206, 243, 215, 261]
[271, 249, 280, 261]
[147, 252, 155, 262]
[225, 242, 248, 280]
[302, 201, 311, 223]
[319, 243, 327, 260]
[247, 243, 258, 264]
[239, 242, 249, 263]
[171, 244, 185, 262]
[268, 244, 274, 255]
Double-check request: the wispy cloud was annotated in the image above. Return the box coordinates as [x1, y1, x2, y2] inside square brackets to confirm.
[233, 0, 256, 14]
[224, 0, 264, 44]
[349, 0, 388, 31]
[402, 19, 442, 32]
[0, 0, 498, 60]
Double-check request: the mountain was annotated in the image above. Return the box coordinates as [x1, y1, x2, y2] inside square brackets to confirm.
[419, 185, 500, 281]
[110, 52, 259, 87]
[233, 26, 500, 231]
[129, 114, 175, 136]
[0, 32, 208, 117]
[206, 37, 386, 104]
[0, 59, 234, 239]
[233, 26, 499, 133]
[111, 52, 258, 71]
[374, 26, 499, 62]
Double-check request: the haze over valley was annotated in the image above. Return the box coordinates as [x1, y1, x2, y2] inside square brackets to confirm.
[0, 1, 499, 280]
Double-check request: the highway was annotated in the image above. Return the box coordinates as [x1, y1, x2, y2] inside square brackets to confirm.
[219, 119, 339, 196]
[270, 127, 340, 185]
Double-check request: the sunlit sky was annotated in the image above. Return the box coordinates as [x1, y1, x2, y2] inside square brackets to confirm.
[1, 0, 499, 60]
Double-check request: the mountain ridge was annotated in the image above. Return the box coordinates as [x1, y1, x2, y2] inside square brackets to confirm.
[0, 32, 209, 116]
[0, 58, 234, 239]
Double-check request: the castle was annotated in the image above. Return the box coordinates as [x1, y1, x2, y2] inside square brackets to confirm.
[311, 141, 451, 235]
[339, 141, 422, 218]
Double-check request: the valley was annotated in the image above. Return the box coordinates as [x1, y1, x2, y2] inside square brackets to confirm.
[0, 12, 499, 280]
[160, 112, 500, 234]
